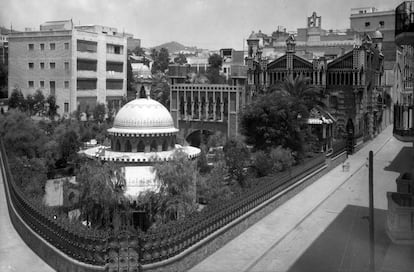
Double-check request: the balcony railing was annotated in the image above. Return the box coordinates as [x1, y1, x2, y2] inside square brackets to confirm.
[395, 1, 414, 46]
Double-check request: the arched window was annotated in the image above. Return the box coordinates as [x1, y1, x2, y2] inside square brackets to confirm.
[162, 139, 168, 151]
[139, 86, 146, 98]
[125, 140, 132, 152]
[137, 140, 145, 152]
[150, 140, 157, 152]
[115, 139, 121, 151]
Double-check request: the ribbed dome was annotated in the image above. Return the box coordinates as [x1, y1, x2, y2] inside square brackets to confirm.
[108, 98, 178, 134]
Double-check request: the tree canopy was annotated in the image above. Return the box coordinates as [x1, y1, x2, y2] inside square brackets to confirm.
[173, 53, 187, 65]
[151, 48, 170, 74]
[271, 74, 324, 109]
[206, 53, 226, 84]
[240, 93, 309, 153]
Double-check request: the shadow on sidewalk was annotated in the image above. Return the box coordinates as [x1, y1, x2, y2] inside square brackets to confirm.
[384, 146, 414, 174]
[287, 205, 414, 272]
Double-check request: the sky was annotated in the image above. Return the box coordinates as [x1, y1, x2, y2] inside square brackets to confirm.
[0, 0, 402, 50]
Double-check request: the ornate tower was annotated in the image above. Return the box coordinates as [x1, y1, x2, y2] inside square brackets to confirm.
[286, 35, 296, 72]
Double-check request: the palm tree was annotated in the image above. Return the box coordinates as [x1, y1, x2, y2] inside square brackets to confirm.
[271, 74, 325, 109]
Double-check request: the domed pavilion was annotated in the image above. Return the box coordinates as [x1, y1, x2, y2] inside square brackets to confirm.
[83, 92, 200, 198]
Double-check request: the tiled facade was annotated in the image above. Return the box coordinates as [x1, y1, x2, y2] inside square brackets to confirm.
[8, 20, 127, 117]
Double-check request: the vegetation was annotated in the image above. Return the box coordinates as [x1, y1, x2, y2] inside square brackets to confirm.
[77, 160, 127, 229]
[151, 47, 170, 74]
[206, 53, 226, 84]
[223, 138, 250, 188]
[241, 92, 308, 153]
[151, 150, 198, 224]
[151, 72, 170, 109]
[173, 53, 187, 65]
[270, 74, 325, 109]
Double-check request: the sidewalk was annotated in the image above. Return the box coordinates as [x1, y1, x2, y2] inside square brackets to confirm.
[0, 159, 54, 271]
[190, 126, 412, 272]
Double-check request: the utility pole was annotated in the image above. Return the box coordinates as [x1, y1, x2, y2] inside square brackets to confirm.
[369, 150, 375, 272]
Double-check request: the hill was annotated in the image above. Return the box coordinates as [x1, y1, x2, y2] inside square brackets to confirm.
[152, 41, 197, 54]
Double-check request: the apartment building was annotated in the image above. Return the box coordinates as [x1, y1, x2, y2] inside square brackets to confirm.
[8, 20, 127, 116]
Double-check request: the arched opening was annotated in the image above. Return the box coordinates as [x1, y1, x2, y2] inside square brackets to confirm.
[139, 86, 146, 98]
[150, 140, 157, 152]
[137, 140, 145, 152]
[115, 139, 121, 151]
[162, 139, 168, 151]
[125, 140, 132, 152]
[185, 130, 213, 148]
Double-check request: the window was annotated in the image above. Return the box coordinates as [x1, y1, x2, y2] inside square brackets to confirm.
[50, 43, 55, 50]
[77, 59, 97, 71]
[28, 44, 34, 50]
[64, 42, 69, 50]
[106, 61, 123, 72]
[50, 81, 55, 95]
[107, 44, 123, 54]
[28, 62, 34, 69]
[77, 78, 97, 90]
[40, 81, 45, 88]
[379, 21, 385, 27]
[365, 22, 370, 27]
[28, 81, 34, 88]
[77, 40, 97, 52]
[64, 62, 69, 70]
[106, 79, 123, 90]
[40, 43, 45, 50]
[40, 62, 45, 69]
[64, 81, 69, 88]
[50, 62, 55, 69]
[64, 103, 69, 113]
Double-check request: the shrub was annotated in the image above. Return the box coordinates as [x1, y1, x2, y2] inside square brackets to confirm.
[269, 146, 295, 172]
[252, 150, 273, 177]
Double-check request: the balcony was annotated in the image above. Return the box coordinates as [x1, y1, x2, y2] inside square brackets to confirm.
[395, 1, 414, 46]
[106, 71, 124, 79]
[76, 51, 97, 60]
[387, 192, 414, 244]
[77, 70, 97, 78]
[393, 104, 414, 141]
[106, 53, 125, 62]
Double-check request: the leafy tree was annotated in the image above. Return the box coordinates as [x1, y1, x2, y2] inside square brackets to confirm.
[251, 150, 273, 177]
[198, 161, 232, 204]
[46, 95, 59, 120]
[223, 138, 250, 188]
[93, 103, 106, 123]
[0, 109, 49, 158]
[173, 53, 187, 65]
[206, 53, 226, 84]
[151, 72, 170, 109]
[240, 93, 308, 153]
[25, 94, 35, 115]
[9, 156, 47, 199]
[8, 88, 25, 109]
[131, 46, 145, 56]
[33, 89, 45, 116]
[152, 150, 198, 223]
[77, 160, 127, 229]
[151, 48, 170, 73]
[59, 129, 81, 166]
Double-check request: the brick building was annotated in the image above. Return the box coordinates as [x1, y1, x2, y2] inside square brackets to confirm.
[8, 20, 127, 116]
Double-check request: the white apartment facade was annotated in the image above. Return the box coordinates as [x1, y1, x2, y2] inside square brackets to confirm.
[8, 20, 127, 116]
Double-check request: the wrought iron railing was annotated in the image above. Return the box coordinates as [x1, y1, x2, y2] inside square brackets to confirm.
[0, 136, 325, 268]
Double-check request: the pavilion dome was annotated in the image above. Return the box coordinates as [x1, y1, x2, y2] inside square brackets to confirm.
[108, 98, 178, 135]
[372, 30, 383, 40]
